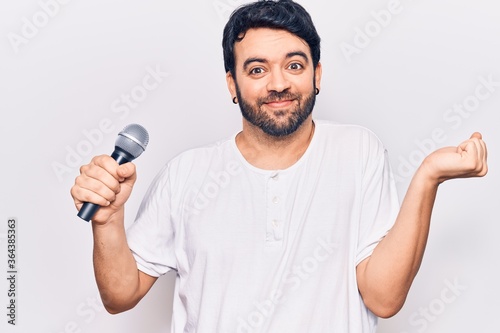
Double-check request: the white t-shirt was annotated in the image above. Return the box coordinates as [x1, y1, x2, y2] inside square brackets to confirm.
[126, 119, 400, 333]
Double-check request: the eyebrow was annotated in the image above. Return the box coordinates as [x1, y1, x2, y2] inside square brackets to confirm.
[242, 51, 310, 71]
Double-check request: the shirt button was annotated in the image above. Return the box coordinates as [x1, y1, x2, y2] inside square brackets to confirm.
[272, 219, 279, 228]
[271, 173, 279, 181]
[272, 196, 280, 204]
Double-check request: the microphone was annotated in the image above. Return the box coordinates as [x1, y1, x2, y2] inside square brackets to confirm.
[77, 123, 150, 222]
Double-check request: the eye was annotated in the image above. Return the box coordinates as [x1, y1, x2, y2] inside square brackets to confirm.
[288, 63, 303, 70]
[249, 67, 265, 75]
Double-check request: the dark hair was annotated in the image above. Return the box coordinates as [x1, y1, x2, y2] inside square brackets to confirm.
[222, 0, 321, 76]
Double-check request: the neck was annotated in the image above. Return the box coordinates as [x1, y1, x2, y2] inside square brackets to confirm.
[235, 116, 315, 170]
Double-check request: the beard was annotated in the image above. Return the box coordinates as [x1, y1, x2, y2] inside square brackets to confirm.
[235, 83, 316, 137]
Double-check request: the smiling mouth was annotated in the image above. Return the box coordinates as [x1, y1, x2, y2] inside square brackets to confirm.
[264, 99, 295, 108]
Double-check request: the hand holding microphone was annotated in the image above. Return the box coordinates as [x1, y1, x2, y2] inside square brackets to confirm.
[71, 124, 149, 223]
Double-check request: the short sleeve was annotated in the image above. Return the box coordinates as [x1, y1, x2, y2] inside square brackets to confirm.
[126, 164, 177, 277]
[355, 132, 400, 265]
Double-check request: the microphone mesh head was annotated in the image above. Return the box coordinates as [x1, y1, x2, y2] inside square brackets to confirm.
[115, 124, 149, 159]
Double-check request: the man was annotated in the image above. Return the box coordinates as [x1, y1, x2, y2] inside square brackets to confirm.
[70, 0, 488, 332]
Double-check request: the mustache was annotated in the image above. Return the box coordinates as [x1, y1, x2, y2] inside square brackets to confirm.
[258, 90, 300, 104]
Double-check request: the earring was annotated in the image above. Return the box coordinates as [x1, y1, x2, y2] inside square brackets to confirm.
[232, 97, 238, 104]
[315, 88, 320, 95]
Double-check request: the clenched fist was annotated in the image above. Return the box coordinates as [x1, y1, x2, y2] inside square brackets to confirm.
[70, 155, 137, 224]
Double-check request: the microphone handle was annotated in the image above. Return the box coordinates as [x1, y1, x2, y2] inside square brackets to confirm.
[77, 148, 134, 222]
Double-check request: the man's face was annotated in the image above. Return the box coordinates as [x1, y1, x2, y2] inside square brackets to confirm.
[227, 28, 322, 137]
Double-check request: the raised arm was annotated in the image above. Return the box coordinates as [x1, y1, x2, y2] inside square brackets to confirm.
[70, 155, 157, 314]
[356, 133, 488, 318]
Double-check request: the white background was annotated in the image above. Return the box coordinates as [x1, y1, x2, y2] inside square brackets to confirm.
[1, 0, 499, 332]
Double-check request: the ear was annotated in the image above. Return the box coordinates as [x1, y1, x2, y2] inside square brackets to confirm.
[226, 71, 237, 99]
[314, 62, 322, 92]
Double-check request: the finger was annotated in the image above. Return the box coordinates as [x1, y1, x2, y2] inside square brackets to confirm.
[470, 132, 482, 140]
[472, 137, 487, 165]
[117, 162, 137, 183]
[463, 137, 489, 176]
[479, 139, 488, 176]
[479, 138, 487, 162]
[91, 155, 122, 181]
[80, 162, 121, 195]
[469, 137, 483, 161]
[75, 169, 120, 201]
[70, 179, 112, 207]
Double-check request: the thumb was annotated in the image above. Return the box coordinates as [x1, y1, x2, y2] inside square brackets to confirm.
[117, 162, 136, 180]
[470, 132, 482, 140]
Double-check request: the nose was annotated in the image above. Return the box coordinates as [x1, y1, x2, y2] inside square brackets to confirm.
[266, 68, 291, 93]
